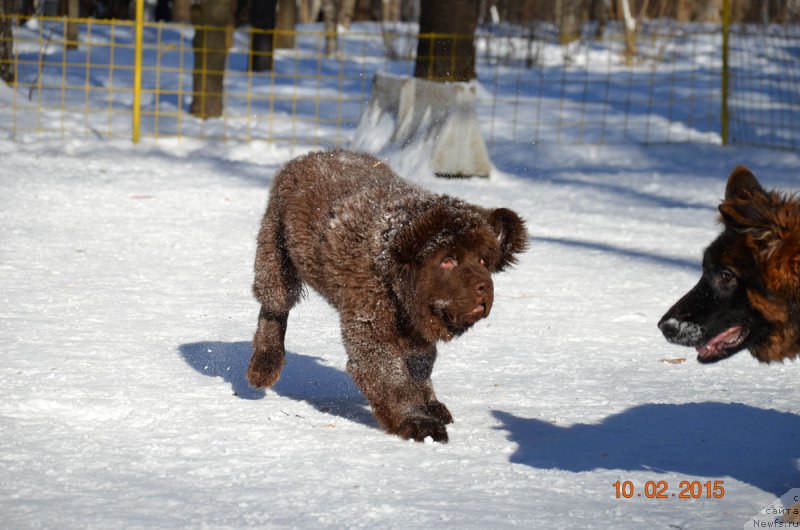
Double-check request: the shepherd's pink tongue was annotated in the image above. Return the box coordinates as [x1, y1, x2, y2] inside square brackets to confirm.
[696, 326, 743, 359]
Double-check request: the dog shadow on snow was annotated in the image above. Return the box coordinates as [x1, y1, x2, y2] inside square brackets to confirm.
[178, 341, 377, 428]
[493, 403, 800, 496]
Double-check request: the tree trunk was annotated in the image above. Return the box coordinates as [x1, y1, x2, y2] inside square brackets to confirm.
[275, 0, 296, 49]
[307, 0, 323, 23]
[190, 0, 233, 119]
[590, 0, 609, 38]
[0, 0, 14, 84]
[673, 0, 693, 21]
[618, 0, 636, 64]
[400, 0, 419, 21]
[21, 0, 35, 19]
[113, 0, 133, 19]
[339, 0, 357, 27]
[155, 0, 172, 21]
[173, 0, 191, 23]
[67, 0, 79, 50]
[321, 0, 337, 54]
[299, 0, 309, 22]
[250, 0, 278, 71]
[414, 0, 479, 82]
[557, 0, 582, 44]
[381, 0, 400, 21]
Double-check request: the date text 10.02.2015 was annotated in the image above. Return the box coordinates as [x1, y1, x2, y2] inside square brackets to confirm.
[613, 480, 725, 499]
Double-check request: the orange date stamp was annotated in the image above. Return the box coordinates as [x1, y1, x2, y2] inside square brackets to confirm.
[613, 480, 725, 499]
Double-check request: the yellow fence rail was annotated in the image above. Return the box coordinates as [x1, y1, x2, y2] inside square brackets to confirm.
[132, 0, 144, 143]
[1, 13, 798, 151]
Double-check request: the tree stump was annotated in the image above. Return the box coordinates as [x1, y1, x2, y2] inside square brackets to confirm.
[353, 74, 491, 178]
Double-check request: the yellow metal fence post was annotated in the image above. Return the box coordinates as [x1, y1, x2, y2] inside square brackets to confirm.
[132, 0, 144, 143]
[721, 0, 730, 146]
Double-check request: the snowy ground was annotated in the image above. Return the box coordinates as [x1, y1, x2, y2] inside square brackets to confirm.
[2, 135, 799, 529]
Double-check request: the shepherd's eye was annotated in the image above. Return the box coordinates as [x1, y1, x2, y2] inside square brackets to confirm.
[718, 268, 736, 284]
[441, 257, 457, 269]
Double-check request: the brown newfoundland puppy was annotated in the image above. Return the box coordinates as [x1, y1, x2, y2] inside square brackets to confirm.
[247, 150, 528, 442]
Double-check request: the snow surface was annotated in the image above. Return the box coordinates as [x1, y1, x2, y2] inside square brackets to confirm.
[2, 136, 799, 529]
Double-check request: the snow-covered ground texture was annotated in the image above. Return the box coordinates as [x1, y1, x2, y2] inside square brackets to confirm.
[2, 135, 799, 529]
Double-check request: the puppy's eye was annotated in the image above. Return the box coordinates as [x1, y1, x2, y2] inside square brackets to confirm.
[441, 257, 457, 270]
[480, 257, 487, 267]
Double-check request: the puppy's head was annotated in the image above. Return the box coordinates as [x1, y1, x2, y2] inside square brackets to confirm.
[390, 201, 527, 342]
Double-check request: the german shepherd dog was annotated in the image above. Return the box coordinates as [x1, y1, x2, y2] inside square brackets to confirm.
[659, 166, 800, 364]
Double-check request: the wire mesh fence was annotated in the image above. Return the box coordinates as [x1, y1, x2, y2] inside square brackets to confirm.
[726, 24, 800, 150]
[0, 15, 798, 150]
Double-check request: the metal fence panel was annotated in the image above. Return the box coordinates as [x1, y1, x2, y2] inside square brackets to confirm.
[0, 15, 798, 151]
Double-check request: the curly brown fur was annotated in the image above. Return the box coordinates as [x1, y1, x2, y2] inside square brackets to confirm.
[247, 149, 528, 442]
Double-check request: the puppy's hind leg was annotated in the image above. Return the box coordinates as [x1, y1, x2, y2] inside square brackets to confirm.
[248, 210, 301, 388]
[248, 308, 288, 388]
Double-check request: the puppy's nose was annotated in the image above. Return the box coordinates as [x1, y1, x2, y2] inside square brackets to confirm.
[475, 281, 486, 295]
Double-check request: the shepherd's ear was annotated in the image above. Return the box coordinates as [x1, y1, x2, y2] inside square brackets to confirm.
[725, 166, 765, 201]
[720, 166, 773, 230]
[487, 208, 528, 271]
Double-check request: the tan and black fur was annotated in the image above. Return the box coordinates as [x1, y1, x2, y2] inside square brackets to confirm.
[247, 150, 527, 442]
[659, 166, 800, 363]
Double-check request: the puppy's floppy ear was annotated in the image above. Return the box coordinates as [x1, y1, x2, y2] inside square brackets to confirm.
[487, 208, 528, 271]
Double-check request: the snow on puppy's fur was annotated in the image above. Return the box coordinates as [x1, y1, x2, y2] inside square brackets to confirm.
[247, 149, 528, 442]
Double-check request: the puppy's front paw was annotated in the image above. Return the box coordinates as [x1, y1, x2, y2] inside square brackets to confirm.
[425, 401, 453, 424]
[394, 415, 448, 443]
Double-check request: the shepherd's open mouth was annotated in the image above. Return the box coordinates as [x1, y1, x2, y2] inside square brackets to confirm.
[696, 325, 749, 363]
